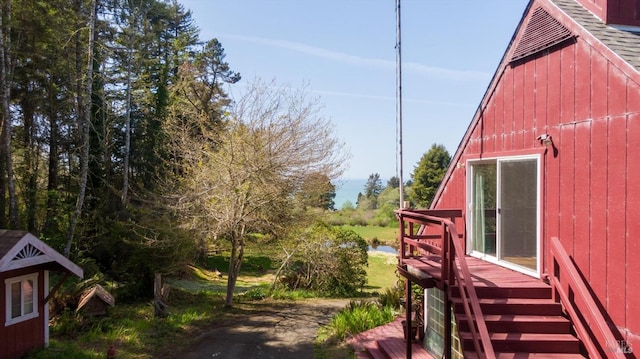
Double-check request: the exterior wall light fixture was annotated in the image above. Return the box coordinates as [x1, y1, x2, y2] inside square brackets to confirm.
[536, 134, 553, 147]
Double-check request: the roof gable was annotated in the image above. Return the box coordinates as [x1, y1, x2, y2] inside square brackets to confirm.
[511, 6, 576, 62]
[0, 230, 83, 278]
[432, 0, 640, 207]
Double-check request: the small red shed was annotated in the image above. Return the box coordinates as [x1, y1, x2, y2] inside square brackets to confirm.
[0, 230, 83, 358]
[425, 0, 640, 354]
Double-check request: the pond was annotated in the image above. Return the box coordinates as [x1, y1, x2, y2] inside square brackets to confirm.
[368, 245, 398, 254]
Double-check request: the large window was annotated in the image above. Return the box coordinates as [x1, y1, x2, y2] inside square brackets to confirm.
[468, 156, 540, 274]
[5, 273, 39, 326]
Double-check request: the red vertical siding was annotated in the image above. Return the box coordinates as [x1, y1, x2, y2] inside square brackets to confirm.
[609, 64, 627, 116]
[560, 46, 576, 124]
[491, 82, 505, 151]
[606, 115, 627, 325]
[547, 50, 562, 129]
[513, 64, 525, 150]
[502, 70, 514, 151]
[626, 113, 640, 345]
[606, 62, 628, 326]
[575, 42, 592, 121]
[590, 117, 608, 302]
[573, 122, 591, 279]
[486, 101, 496, 153]
[558, 125, 575, 255]
[0, 269, 46, 359]
[432, 0, 640, 343]
[523, 60, 536, 145]
[627, 80, 640, 113]
[535, 55, 548, 131]
[592, 53, 609, 120]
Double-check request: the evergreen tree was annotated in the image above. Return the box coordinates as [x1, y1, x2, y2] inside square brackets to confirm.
[387, 176, 400, 189]
[361, 173, 383, 209]
[410, 144, 451, 208]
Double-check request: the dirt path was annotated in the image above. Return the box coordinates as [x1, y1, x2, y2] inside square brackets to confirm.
[172, 299, 351, 359]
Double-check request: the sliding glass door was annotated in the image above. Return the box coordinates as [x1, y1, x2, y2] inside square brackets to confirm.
[469, 157, 539, 273]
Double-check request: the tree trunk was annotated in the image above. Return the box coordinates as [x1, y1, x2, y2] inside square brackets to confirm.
[0, 133, 5, 228]
[65, 0, 96, 257]
[43, 83, 60, 236]
[21, 96, 38, 232]
[0, 0, 18, 229]
[121, 46, 132, 206]
[271, 247, 294, 291]
[225, 233, 245, 307]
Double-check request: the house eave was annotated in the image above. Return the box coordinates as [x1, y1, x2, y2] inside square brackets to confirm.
[0, 231, 83, 278]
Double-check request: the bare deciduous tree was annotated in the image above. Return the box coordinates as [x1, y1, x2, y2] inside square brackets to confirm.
[168, 79, 348, 307]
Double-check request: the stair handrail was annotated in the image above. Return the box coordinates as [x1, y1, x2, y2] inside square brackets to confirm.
[443, 217, 495, 359]
[549, 236, 627, 358]
[397, 210, 495, 358]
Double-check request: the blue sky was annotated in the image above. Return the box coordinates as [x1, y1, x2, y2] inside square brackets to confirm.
[179, 1, 530, 181]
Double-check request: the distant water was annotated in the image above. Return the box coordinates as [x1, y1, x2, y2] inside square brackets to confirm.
[368, 245, 398, 254]
[333, 178, 367, 209]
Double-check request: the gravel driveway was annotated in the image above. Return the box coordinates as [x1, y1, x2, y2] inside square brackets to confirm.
[172, 299, 350, 359]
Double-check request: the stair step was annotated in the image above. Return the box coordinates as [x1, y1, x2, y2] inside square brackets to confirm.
[451, 285, 552, 299]
[377, 336, 432, 359]
[456, 314, 572, 333]
[453, 297, 563, 316]
[464, 352, 587, 358]
[460, 332, 581, 353]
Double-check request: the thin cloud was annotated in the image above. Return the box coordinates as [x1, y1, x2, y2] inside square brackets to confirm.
[222, 34, 490, 81]
[313, 89, 474, 107]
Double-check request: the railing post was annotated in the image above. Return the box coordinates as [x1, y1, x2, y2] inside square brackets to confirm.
[406, 277, 412, 359]
[444, 283, 452, 359]
[408, 221, 415, 256]
[399, 213, 406, 260]
[441, 223, 449, 284]
[444, 224, 452, 359]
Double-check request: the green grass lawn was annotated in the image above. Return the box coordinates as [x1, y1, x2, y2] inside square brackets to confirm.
[31, 236, 399, 359]
[339, 225, 398, 244]
[363, 251, 398, 294]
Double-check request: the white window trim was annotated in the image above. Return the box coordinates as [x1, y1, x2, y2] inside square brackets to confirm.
[5, 273, 39, 326]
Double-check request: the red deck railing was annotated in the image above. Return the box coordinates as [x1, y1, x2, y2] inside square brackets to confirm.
[397, 209, 495, 359]
[549, 236, 628, 358]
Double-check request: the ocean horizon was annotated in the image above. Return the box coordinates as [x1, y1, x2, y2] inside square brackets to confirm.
[333, 178, 367, 209]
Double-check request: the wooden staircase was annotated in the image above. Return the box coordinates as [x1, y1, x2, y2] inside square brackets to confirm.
[452, 285, 586, 358]
[376, 209, 622, 358]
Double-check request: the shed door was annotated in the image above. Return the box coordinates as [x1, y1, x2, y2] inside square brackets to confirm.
[469, 157, 539, 274]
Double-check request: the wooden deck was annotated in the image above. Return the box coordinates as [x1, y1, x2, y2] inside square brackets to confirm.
[348, 316, 435, 359]
[402, 255, 548, 292]
[348, 253, 589, 358]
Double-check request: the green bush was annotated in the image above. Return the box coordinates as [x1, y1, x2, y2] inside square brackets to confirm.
[278, 222, 368, 296]
[377, 284, 403, 309]
[317, 300, 397, 342]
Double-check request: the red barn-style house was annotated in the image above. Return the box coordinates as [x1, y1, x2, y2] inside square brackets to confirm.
[0, 230, 83, 358]
[353, 0, 640, 358]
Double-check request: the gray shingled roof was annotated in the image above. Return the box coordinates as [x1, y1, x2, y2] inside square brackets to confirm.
[553, 0, 640, 71]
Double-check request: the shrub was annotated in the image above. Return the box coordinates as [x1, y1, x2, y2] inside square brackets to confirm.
[377, 285, 403, 309]
[278, 222, 368, 296]
[317, 300, 397, 342]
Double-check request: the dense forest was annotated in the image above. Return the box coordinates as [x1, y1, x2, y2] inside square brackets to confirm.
[0, 0, 349, 302]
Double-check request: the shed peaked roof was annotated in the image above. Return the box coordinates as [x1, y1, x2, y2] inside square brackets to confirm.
[0, 230, 83, 278]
